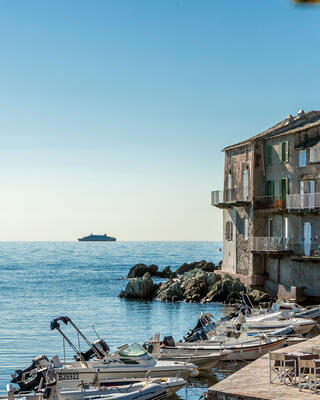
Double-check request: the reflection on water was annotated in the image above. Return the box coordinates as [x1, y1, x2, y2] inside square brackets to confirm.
[0, 241, 242, 399]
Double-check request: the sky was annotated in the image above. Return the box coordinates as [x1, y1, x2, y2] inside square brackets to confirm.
[0, 0, 320, 241]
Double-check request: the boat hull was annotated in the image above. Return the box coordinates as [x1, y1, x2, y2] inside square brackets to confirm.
[159, 351, 229, 370]
[54, 366, 197, 389]
[174, 337, 287, 361]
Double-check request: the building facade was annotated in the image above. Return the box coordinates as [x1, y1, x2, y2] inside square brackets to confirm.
[211, 110, 320, 301]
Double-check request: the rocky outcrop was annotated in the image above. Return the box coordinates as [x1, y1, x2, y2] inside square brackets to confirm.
[119, 260, 272, 305]
[175, 260, 216, 275]
[119, 272, 154, 299]
[127, 263, 175, 279]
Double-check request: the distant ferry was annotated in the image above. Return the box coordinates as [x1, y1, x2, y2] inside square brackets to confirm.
[78, 233, 116, 242]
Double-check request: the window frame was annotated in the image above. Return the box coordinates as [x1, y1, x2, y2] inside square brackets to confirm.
[280, 141, 289, 163]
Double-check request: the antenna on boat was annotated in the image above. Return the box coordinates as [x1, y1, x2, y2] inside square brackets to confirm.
[92, 324, 101, 340]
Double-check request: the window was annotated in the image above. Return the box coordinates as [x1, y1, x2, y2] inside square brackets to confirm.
[244, 218, 249, 241]
[280, 141, 289, 163]
[227, 173, 232, 201]
[299, 150, 306, 167]
[265, 180, 275, 197]
[267, 144, 273, 166]
[283, 217, 288, 239]
[225, 221, 233, 241]
[279, 178, 289, 196]
[243, 169, 249, 201]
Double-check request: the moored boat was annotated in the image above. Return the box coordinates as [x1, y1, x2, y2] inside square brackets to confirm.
[4, 380, 169, 400]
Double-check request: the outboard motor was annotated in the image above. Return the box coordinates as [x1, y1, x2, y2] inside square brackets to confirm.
[78, 339, 109, 361]
[162, 336, 175, 347]
[11, 355, 49, 384]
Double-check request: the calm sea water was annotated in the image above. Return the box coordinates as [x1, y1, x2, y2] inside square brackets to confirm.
[0, 241, 240, 398]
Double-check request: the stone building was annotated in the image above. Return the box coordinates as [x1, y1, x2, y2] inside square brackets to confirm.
[211, 110, 320, 302]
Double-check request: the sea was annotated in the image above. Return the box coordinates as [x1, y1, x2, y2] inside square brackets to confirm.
[0, 241, 242, 399]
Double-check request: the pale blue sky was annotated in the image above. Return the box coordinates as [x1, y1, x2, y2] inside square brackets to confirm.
[0, 0, 319, 241]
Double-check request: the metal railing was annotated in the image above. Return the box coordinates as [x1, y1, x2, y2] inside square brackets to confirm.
[249, 237, 292, 252]
[249, 238, 320, 257]
[211, 188, 249, 205]
[287, 193, 320, 211]
[254, 195, 286, 210]
[292, 242, 320, 257]
[211, 190, 224, 205]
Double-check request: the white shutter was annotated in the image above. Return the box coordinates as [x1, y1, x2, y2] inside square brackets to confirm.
[310, 147, 320, 163]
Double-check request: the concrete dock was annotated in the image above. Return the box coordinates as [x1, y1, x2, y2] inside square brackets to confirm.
[208, 334, 320, 400]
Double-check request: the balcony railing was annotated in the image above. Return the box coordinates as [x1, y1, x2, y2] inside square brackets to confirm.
[249, 237, 292, 252]
[292, 242, 320, 257]
[249, 238, 320, 257]
[287, 193, 320, 211]
[211, 188, 249, 207]
[254, 195, 286, 210]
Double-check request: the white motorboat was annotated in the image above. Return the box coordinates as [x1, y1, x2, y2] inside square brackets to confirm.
[165, 313, 289, 361]
[145, 334, 231, 370]
[173, 334, 287, 361]
[268, 302, 320, 320]
[54, 343, 198, 385]
[193, 310, 315, 337]
[4, 380, 168, 400]
[228, 295, 320, 321]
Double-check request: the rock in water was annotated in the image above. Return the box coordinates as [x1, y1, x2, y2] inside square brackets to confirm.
[155, 279, 184, 302]
[127, 264, 159, 278]
[121, 272, 154, 299]
[175, 260, 215, 275]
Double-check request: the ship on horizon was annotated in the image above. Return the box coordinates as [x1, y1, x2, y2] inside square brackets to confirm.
[78, 233, 116, 242]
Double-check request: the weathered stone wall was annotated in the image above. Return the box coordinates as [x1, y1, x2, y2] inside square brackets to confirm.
[265, 257, 320, 299]
[224, 144, 253, 201]
[222, 208, 237, 274]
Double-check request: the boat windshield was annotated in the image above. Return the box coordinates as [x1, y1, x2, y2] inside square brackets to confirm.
[119, 343, 147, 357]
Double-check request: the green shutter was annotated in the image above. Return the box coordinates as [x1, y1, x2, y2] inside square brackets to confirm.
[271, 180, 275, 196]
[265, 181, 268, 196]
[267, 145, 272, 166]
[279, 180, 282, 197]
[286, 178, 289, 195]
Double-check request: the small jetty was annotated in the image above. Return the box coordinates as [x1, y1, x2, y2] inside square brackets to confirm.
[208, 334, 320, 400]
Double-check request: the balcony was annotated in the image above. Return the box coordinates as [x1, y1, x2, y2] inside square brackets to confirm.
[291, 242, 320, 261]
[254, 195, 286, 212]
[211, 188, 250, 208]
[287, 193, 320, 212]
[249, 237, 292, 255]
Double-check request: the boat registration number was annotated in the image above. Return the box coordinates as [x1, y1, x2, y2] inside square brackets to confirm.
[57, 373, 80, 381]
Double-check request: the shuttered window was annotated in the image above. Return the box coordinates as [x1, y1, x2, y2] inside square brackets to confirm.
[279, 178, 289, 196]
[280, 141, 289, 163]
[267, 145, 273, 166]
[225, 221, 233, 241]
[265, 180, 275, 196]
